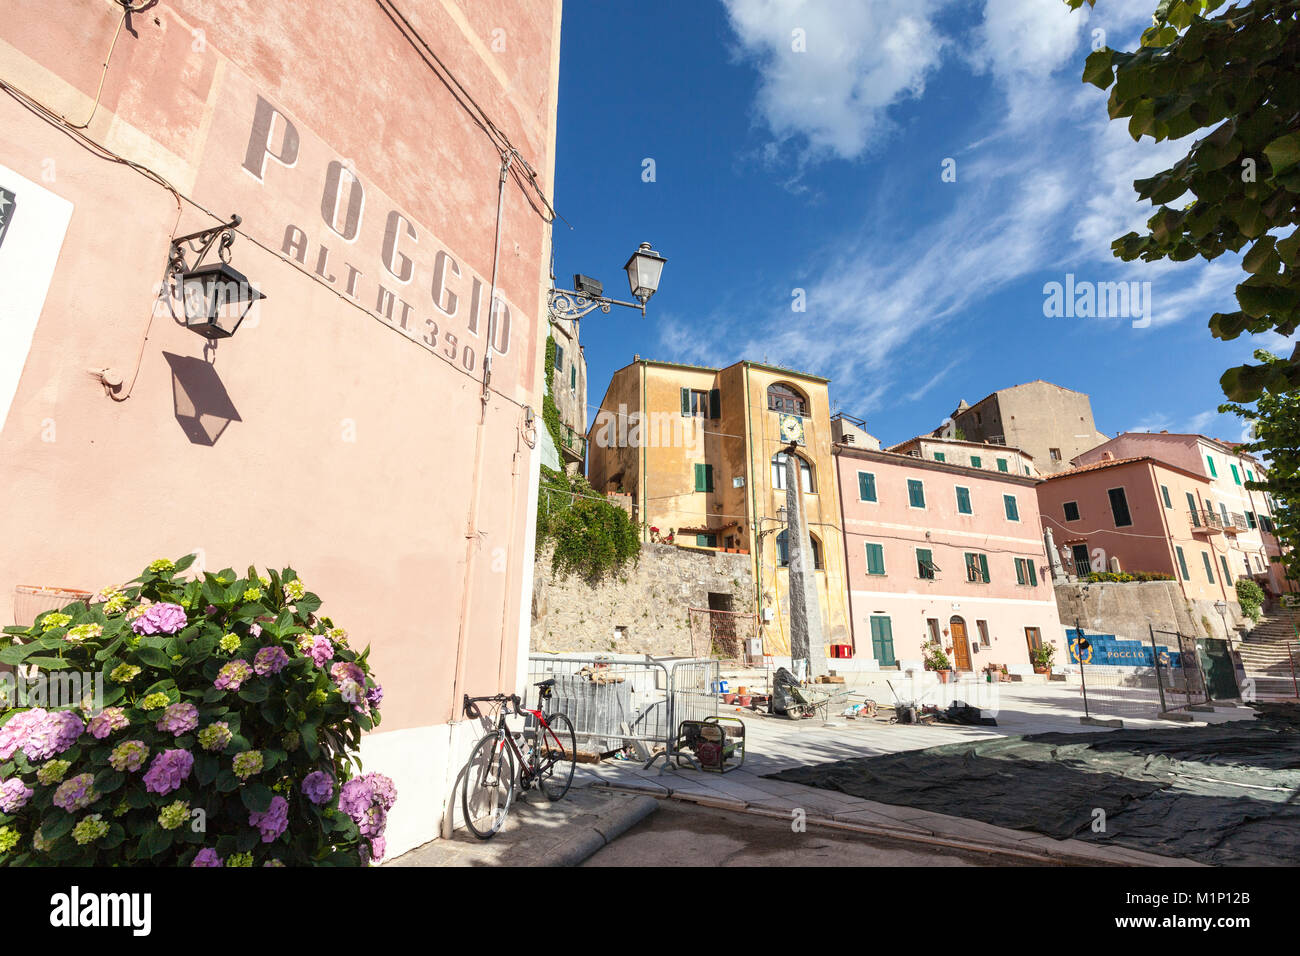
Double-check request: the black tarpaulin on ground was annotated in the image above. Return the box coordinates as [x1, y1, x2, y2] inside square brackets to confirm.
[765, 704, 1300, 866]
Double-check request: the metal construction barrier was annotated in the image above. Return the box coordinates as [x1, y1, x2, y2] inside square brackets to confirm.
[1151, 626, 1209, 714]
[1071, 625, 1162, 719]
[526, 654, 719, 758]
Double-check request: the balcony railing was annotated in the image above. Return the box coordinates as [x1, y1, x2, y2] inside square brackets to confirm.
[1223, 512, 1248, 534]
[560, 429, 586, 461]
[1191, 509, 1223, 533]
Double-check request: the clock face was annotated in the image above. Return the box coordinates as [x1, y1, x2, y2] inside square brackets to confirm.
[779, 413, 804, 444]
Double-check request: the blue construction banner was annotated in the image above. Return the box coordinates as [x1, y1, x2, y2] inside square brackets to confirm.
[1065, 629, 1182, 667]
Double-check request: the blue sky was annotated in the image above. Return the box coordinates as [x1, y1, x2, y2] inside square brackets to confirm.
[551, 0, 1286, 449]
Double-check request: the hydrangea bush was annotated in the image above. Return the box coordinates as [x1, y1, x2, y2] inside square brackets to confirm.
[0, 556, 394, 866]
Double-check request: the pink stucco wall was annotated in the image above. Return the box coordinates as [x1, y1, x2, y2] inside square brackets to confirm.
[835, 449, 1062, 672]
[0, 0, 562, 735]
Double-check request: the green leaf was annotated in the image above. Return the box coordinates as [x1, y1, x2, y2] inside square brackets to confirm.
[1081, 48, 1114, 89]
[1263, 131, 1300, 176]
[240, 782, 274, 814]
[135, 646, 172, 670]
[237, 682, 268, 704]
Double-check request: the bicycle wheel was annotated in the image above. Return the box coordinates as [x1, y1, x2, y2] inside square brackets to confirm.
[533, 713, 576, 801]
[461, 732, 516, 839]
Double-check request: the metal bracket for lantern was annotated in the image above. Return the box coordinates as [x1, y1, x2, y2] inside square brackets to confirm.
[547, 242, 666, 322]
[167, 214, 265, 340]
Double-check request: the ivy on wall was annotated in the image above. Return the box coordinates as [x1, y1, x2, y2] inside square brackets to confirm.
[535, 335, 638, 580]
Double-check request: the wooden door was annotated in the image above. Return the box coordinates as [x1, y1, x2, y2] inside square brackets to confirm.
[950, 617, 972, 670]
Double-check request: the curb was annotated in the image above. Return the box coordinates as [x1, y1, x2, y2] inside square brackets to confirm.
[548, 793, 659, 866]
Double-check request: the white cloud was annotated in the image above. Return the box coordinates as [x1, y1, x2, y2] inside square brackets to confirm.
[722, 0, 949, 161]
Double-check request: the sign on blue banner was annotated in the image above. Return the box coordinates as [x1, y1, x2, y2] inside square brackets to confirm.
[1065, 629, 1181, 667]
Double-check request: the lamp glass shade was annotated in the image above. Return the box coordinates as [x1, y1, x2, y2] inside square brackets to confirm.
[179, 262, 264, 339]
[623, 242, 665, 301]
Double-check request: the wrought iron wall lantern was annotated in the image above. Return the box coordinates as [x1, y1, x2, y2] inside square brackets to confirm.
[548, 241, 665, 322]
[167, 214, 265, 340]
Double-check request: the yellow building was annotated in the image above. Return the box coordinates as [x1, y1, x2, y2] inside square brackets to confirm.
[587, 358, 852, 652]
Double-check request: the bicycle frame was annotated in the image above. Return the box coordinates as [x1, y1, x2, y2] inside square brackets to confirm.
[467, 692, 567, 789]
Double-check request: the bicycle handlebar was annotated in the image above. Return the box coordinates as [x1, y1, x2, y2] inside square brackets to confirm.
[462, 693, 523, 720]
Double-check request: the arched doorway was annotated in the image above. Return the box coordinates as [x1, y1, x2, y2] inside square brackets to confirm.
[949, 616, 972, 671]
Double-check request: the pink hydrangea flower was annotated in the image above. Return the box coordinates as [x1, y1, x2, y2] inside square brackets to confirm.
[340, 773, 397, 861]
[0, 709, 48, 761]
[156, 702, 199, 736]
[0, 778, 34, 813]
[191, 848, 223, 867]
[302, 771, 334, 806]
[88, 707, 129, 739]
[52, 772, 96, 812]
[254, 646, 289, 675]
[130, 602, 188, 636]
[249, 795, 289, 843]
[307, 636, 334, 668]
[22, 710, 84, 761]
[214, 659, 253, 691]
[142, 749, 193, 795]
[330, 661, 364, 685]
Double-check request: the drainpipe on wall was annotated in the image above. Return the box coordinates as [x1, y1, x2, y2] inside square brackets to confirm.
[451, 149, 516, 721]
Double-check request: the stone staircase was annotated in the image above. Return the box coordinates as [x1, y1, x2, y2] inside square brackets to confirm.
[1239, 609, 1299, 697]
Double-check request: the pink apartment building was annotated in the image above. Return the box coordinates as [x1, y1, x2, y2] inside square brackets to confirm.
[1036, 455, 1243, 615]
[835, 446, 1063, 675]
[1071, 433, 1293, 598]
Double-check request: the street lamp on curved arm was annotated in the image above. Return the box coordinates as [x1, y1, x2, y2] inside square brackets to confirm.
[548, 241, 666, 321]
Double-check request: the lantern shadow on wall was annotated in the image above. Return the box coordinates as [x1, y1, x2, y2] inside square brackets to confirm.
[162, 352, 241, 446]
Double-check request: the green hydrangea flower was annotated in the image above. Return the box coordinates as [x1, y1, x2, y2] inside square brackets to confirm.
[148, 559, 175, 573]
[66, 623, 103, 643]
[0, 826, 20, 853]
[104, 594, 130, 615]
[139, 692, 170, 710]
[283, 579, 306, 601]
[309, 689, 328, 706]
[158, 801, 189, 830]
[326, 627, 349, 648]
[110, 664, 141, 684]
[37, 759, 72, 786]
[232, 750, 263, 780]
[218, 633, 241, 654]
[243, 588, 263, 602]
[257, 576, 270, 588]
[113, 800, 130, 818]
[227, 852, 254, 867]
[72, 814, 110, 845]
[281, 731, 300, 752]
[197, 722, 232, 752]
[40, 612, 72, 632]
[31, 831, 49, 852]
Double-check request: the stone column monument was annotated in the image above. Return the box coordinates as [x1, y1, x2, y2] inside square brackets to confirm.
[1044, 527, 1070, 585]
[784, 446, 826, 680]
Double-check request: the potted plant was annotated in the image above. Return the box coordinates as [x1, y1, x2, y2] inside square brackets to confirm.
[1030, 643, 1056, 675]
[920, 639, 951, 683]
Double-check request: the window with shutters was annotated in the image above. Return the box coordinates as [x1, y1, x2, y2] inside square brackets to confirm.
[857, 471, 877, 502]
[907, 479, 925, 509]
[1107, 487, 1132, 527]
[916, 548, 939, 580]
[955, 486, 972, 515]
[1003, 494, 1020, 521]
[934, 451, 945, 462]
[1231, 464, 1242, 485]
[775, 530, 821, 569]
[1206, 455, 1217, 477]
[976, 620, 991, 646]
[964, 552, 990, 583]
[996, 458, 1009, 473]
[864, 542, 886, 576]
[569, 364, 577, 390]
[681, 388, 710, 417]
[693, 463, 714, 493]
[1201, 551, 1215, 583]
[1063, 501, 1080, 521]
[1187, 492, 1200, 526]
[1175, 546, 1190, 580]
[970, 455, 982, 468]
[1161, 485, 1172, 509]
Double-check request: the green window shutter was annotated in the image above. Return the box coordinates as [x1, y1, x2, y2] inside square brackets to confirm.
[970, 456, 981, 468]
[554, 344, 564, 369]
[956, 487, 971, 514]
[1206, 456, 1217, 477]
[934, 452, 945, 462]
[979, 554, 990, 583]
[996, 459, 1008, 472]
[1186, 492, 1200, 526]
[1175, 546, 1190, 580]
[1220, 555, 1231, 581]
[1028, 560, 1038, 587]
[705, 464, 714, 493]
[907, 479, 925, 508]
[1247, 469, 1255, 483]
[917, 548, 933, 579]
[1003, 495, 1019, 521]
[858, 472, 876, 502]
[1161, 485, 1172, 509]
[1231, 464, 1241, 485]
[1245, 511, 1256, 529]
[1015, 559, 1026, 585]
[570, 364, 576, 389]
[1202, 552, 1215, 583]
[865, 543, 885, 575]
[681, 387, 690, 416]
[694, 463, 705, 492]
[709, 388, 721, 419]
